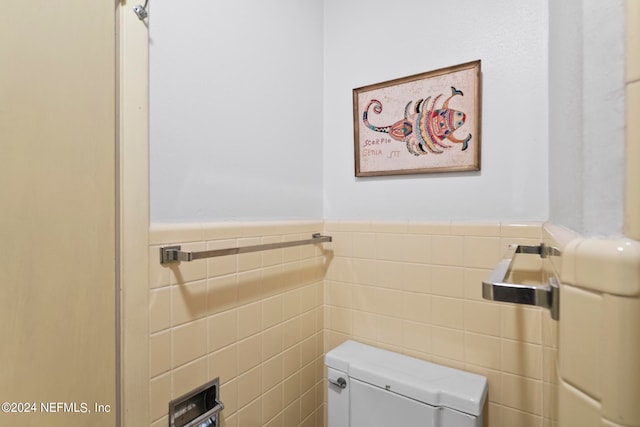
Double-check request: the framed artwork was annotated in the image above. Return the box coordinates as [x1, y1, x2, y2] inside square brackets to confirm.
[353, 60, 481, 177]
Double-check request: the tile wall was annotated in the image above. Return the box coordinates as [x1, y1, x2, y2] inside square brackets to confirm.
[148, 222, 328, 427]
[148, 220, 571, 427]
[323, 221, 558, 427]
[556, 235, 640, 427]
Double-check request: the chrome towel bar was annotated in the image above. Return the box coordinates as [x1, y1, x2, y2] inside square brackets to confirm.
[160, 233, 332, 265]
[482, 243, 561, 320]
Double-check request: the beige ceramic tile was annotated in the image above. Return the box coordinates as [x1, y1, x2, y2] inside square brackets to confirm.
[626, 81, 640, 240]
[149, 287, 171, 334]
[300, 387, 317, 421]
[237, 365, 262, 408]
[238, 334, 262, 374]
[371, 221, 408, 234]
[501, 223, 543, 239]
[262, 294, 283, 329]
[463, 236, 503, 269]
[407, 221, 452, 235]
[463, 300, 501, 336]
[149, 331, 171, 379]
[282, 344, 301, 378]
[149, 245, 171, 289]
[328, 231, 353, 258]
[149, 373, 171, 422]
[627, 0, 640, 83]
[237, 397, 262, 426]
[374, 260, 412, 290]
[262, 383, 283, 423]
[221, 379, 238, 416]
[501, 305, 542, 344]
[262, 354, 283, 392]
[375, 315, 404, 348]
[149, 223, 203, 245]
[351, 310, 377, 341]
[300, 334, 319, 367]
[573, 238, 640, 296]
[236, 270, 263, 305]
[324, 257, 353, 283]
[282, 400, 301, 427]
[375, 233, 409, 261]
[464, 332, 502, 370]
[262, 265, 284, 297]
[402, 233, 432, 264]
[451, 222, 501, 237]
[171, 279, 208, 326]
[327, 281, 352, 308]
[169, 242, 208, 284]
[352, 232, 377, 259]
[402, 292, 431, 323]
[282, 288, 301, 320]
[560, 285, 602, 400]
[208, 309, 238, 352]
[281, 317, 301, 350]
[328, 306, 352, 335]
[262, 324, 283, 361]
[431, 235, 464, 266]
[299, 360, 318, 392]
[206, 239, 237, 277]
[300, 310, 317, 340]
[237, 301, 262, 339]
[543, 346, 559, 384]
[262, 236, 284, 267]
[499, 405, 543, 427]
[463, 267, 491, 301]
[236, 237, 262, 272]
[221, 413, 237, 427]
[172, 319, 207, 368]
[501, 339, 543, 380]
[398, 262, 431, 294]
[150, 416, 169, 427]
[283, 371, 301, 408]
[431, 325, 465, 361]
[501, 373, 542, 415]
[200, 222, 243, 241]
[464, 364, 502, 404]
[334, 220, 372, 232]
[431, 266, 464, 298]
[207, 274, 238, 315]
[172, 357, 208, 398]
[431, 296, 464, 329]
[402, 320, 431, 354]
[208, 344, 237, 384]
[558, 380, 601, 427]
[301, 282, 321, 312]
[601, 294, 640, 425]
[543, 381, 559, 422]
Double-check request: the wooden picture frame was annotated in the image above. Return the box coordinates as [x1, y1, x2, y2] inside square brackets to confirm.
[353, 60, 481, 177]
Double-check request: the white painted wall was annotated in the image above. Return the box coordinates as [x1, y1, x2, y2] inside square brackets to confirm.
[149, 0, 324, 222]
[322, 0, 549, 222]
[549, 0, 625, 236]
[149, 0, 625, 233]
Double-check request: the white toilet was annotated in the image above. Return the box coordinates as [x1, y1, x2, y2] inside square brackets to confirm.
[325, 340, 488, 427]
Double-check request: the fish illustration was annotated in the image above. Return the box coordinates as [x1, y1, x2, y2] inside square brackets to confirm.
[363, 86, 472, 156]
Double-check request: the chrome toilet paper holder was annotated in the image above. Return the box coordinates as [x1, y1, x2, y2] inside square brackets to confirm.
[482, 243, 561, 320]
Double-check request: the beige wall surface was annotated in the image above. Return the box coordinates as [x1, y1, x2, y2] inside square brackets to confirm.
[324, 221, 554, 427]
[0, 1, 117, 426]
[148, 222, 327, 427]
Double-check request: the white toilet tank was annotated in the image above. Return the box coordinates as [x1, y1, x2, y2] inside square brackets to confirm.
[325, 340, 488, 427]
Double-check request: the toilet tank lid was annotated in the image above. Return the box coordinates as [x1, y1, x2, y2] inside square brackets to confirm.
[325, 340, 488, 416]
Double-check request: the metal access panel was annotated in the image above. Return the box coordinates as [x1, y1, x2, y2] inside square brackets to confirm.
[169, 377, 224, 427]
